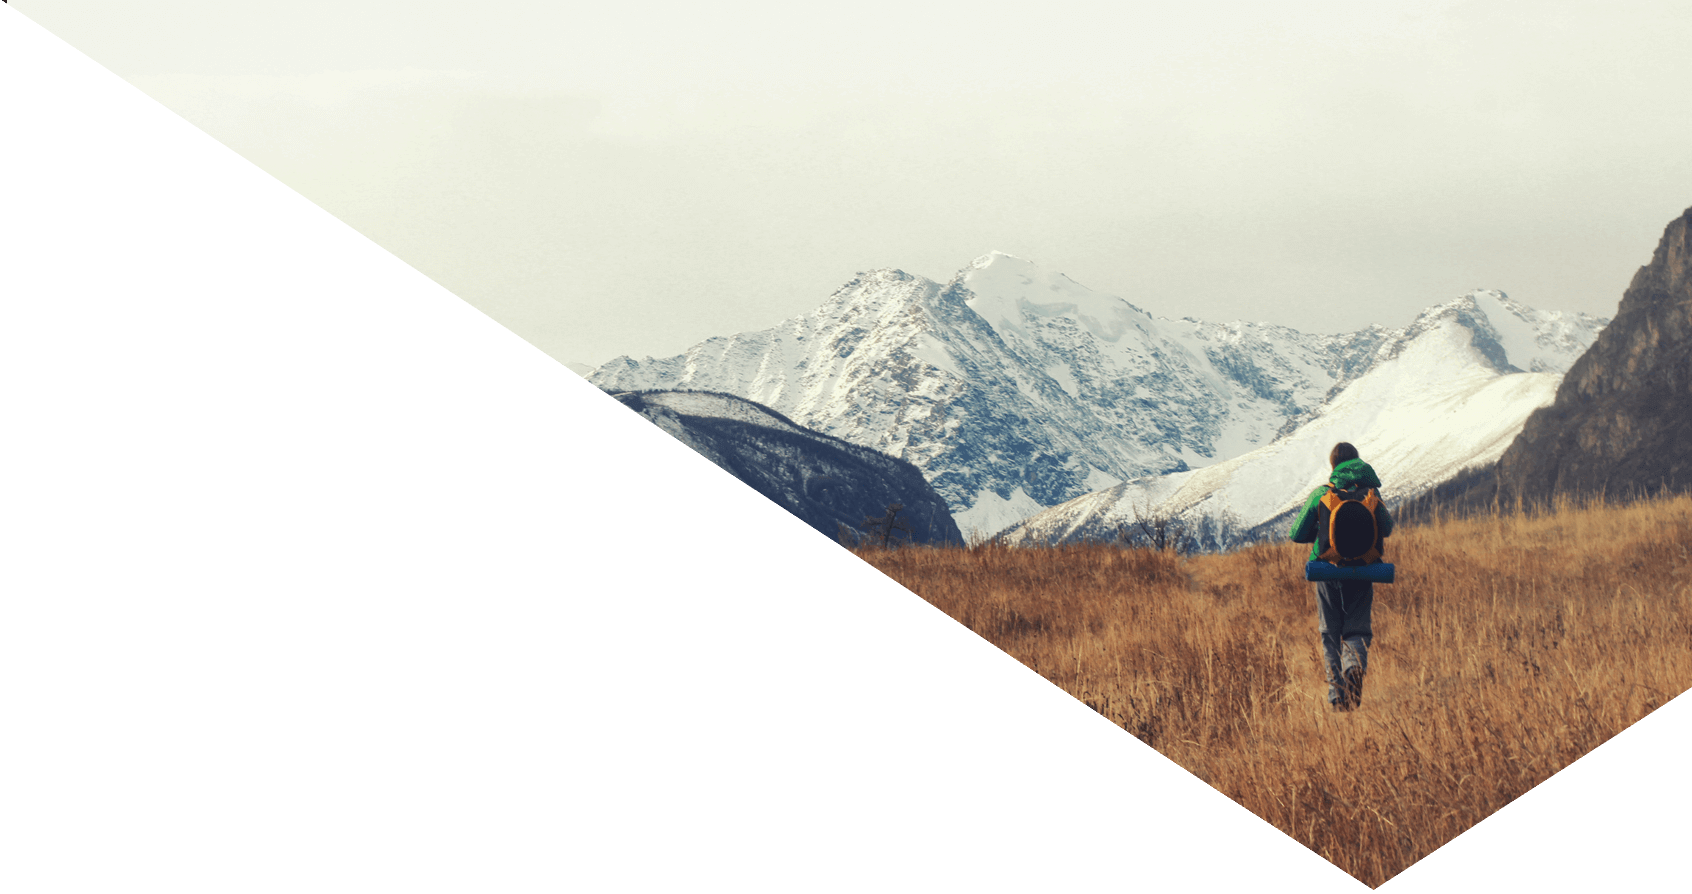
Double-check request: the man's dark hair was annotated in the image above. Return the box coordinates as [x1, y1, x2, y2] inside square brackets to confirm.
[1329, 442, 1359, 468]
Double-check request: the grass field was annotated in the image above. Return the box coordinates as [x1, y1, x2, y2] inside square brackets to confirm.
[855, 493, 1692, 887]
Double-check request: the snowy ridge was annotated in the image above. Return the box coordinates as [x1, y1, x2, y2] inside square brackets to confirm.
[613, 388, 938, 479]
[591, 255, 1605, 538]
[999, 294, 1606, 548]
[630, 389, 817, 439]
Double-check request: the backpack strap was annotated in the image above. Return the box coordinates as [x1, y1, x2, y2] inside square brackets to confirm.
[1317, 483, 1385, 565]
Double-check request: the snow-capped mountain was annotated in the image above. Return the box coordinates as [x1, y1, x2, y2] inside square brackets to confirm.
[611, 389, 962, 545]
[589, 253, 1605, 539]
[998, 291, 1608, 548]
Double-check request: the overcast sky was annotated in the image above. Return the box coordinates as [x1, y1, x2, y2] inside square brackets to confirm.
[16, 1, 1692, 368]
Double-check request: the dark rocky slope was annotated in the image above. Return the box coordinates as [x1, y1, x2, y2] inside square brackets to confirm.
[611, 389, 963, 546]
[1493, 206, 1692, 505]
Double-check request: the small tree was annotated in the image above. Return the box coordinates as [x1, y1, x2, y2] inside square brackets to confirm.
[862, 503, 916, 549]
[1118, 500, 1192, 553]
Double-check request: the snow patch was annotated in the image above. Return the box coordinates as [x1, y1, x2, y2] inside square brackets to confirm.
[1172, 443, 1214, 469]
[1045, 362, 1080, 399]
[907, 334, 963, 378]
[1083, 466, 1122, 492]
[955, 486, 1048, 543]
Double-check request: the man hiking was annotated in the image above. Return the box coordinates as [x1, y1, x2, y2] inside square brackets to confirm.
[1289, 442, 1393, 711]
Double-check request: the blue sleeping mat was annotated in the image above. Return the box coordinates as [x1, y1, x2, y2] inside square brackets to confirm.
[1305, 561, 1395, 583]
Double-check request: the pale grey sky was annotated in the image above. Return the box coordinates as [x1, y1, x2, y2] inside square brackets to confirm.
[17, 1, 1692, 368]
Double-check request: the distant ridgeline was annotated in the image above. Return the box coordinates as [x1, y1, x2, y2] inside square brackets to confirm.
[997, 288, 1608, 548]
[589, 251, 1606, 544]
[1408, 205, 1692, 517]
[608, 389, 963, 546]
[595, 204, 1692, 542]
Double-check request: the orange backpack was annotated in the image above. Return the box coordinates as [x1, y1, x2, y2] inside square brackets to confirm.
[1315, 485, 1384, 566]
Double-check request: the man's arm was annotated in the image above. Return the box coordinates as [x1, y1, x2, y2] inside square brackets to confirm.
[1377, 501, 1393, 539]
[1288, 489, 1323, 543]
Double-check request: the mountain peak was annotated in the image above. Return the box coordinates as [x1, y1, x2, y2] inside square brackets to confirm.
[968, 250, 1029, 270]
[589, 254, 1608, 537]
[839, 267, 923, 289]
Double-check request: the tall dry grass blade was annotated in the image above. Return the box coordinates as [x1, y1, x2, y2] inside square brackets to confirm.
[857, 494, 1692, 887]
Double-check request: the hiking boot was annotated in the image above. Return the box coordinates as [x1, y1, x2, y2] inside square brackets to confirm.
[1328, 684, 1351, 712]
[1343, 665, 1365, 708]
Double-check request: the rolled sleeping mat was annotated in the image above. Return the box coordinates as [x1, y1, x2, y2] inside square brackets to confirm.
[1306, 561, 1395, 583]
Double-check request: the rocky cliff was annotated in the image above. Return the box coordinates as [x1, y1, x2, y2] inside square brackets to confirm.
[1494, 207, 1692, 504]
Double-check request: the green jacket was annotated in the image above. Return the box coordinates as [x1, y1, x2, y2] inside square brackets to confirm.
[1288, 458, 1394, 561]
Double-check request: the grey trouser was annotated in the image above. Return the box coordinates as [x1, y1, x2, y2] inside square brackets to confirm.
[1315, 579, 1373, 691]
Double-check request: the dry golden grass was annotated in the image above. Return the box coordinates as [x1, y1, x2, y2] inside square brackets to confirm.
[857, 493, 1692, 887]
